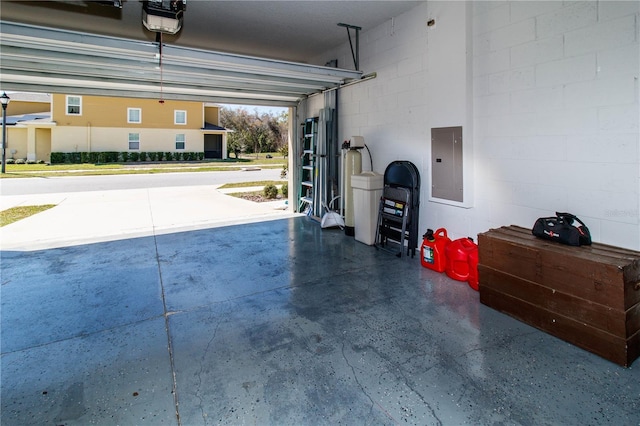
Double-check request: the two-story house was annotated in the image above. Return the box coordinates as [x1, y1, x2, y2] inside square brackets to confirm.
[4, 92, 228, 162]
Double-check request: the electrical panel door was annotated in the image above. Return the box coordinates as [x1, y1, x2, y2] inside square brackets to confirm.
[431, 126, 463, 202]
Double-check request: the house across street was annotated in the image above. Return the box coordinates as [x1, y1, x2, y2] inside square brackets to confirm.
[4, 93, 231, 164]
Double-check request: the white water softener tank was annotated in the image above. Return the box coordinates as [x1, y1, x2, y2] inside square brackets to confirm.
[351, 171, 384, 245]
[344, 136, 364, 236]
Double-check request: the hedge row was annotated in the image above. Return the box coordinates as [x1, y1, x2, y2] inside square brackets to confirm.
[50, 151, 206, 164]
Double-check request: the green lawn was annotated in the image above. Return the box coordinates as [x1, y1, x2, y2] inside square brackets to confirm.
[0, 154, 288, 178]
[0, 205, 57, 227]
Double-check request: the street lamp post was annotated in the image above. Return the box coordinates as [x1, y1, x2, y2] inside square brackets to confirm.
[1, 92, 10, 174]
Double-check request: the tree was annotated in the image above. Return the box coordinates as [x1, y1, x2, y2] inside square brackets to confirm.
[220, 106, 288, 158]
[221, 107, 251, 158]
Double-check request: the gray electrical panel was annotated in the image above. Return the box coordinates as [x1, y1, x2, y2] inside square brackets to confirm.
[431, 126, 463, 202]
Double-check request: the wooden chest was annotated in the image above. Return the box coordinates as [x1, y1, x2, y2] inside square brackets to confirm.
[478, 225, 640, 367]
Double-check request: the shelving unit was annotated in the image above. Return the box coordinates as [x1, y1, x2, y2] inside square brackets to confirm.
[300, 117, 318, 214]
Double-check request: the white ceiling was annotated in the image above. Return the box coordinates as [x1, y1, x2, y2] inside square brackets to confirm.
[0, 1, 422, 105]
[2, 1, 422, 64]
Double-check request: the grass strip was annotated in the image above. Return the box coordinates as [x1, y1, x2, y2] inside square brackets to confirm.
[0, 165, 284, 179]
[1, 154, 287, 178]
[218, 180, 284, 189]
[1, 204, 57, 227]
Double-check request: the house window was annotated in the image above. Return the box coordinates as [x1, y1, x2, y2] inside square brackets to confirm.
[175, 134, 185, 150]
[128, 108, 141, 123]
[128, 133, 140, 150]
[174, 110, 187, 125]
[66, 96, 82, 115]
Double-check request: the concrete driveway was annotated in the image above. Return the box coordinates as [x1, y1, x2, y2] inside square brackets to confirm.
[0, 184, 293, 250]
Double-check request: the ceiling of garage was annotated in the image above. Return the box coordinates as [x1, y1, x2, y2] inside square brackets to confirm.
[2, 1, 421, 63]
[0, 1, 421, 106]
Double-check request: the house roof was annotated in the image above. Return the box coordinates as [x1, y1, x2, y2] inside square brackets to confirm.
[4, 92, 50, 103]
[201, 122, 227, 132]
[7, 112, 52, 125]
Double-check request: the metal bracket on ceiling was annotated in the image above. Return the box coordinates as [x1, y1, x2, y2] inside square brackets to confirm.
[337, 23, 362, 71]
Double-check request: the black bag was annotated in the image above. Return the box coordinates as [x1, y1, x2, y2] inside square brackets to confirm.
[532, 212, 592, 246]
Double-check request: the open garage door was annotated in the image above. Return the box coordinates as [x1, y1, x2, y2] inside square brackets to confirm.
[0, 21, 362, 107]
[0, 20, 364, 213]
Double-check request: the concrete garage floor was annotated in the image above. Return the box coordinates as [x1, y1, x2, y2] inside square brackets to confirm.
[1, 216, 639, 425]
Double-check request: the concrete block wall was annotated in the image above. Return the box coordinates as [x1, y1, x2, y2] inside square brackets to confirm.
[310, 0, 640, 249]
[473, 0, 639, 248]
[318, 2, 432, 168]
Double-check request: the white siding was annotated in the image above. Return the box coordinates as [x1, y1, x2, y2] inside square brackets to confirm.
[52, 128, 204, 153]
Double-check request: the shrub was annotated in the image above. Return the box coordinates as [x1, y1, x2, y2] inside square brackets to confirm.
[263, 184, 278, 199]
[50, 152, 64, 164]
[46, 150, 207, 164]
[5, 158, 15, 164]
[68, 152, 82, 163]
[98, 152, 117, 163]
[15, 158, 26, 164]
[38, 160, 46, 164]
[281, 182, 288, 198]
[26, 159, 37, 164]
[280, 145, 289, 158]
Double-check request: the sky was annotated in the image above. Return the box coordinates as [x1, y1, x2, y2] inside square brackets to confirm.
[220, 104, 288, 116]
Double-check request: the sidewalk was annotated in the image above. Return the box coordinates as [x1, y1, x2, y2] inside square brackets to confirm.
[0, 184, 295, 251]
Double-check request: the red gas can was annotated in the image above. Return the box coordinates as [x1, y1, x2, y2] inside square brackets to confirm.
[420, 228, 450, 272]
[445, 237, 478, 283]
